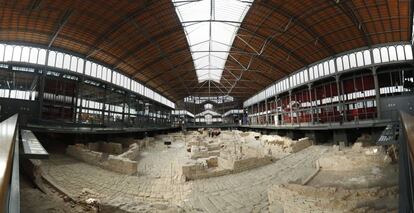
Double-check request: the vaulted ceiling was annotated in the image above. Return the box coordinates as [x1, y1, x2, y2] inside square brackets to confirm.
[0, 0, 411, 102]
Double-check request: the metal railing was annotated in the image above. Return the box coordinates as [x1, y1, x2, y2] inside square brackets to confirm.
[399, 111, 414, 212]
[0, 114, 19, 213]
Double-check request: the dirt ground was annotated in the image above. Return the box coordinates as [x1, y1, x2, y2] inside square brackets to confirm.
[20, 175, 96, 213]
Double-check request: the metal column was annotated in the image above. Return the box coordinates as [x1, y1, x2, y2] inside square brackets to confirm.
[372, 67, 381, 119]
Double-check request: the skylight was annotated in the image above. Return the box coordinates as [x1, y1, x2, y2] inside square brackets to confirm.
[172, 0, 254, 83]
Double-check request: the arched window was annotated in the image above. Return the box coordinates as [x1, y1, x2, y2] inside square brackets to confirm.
[91, 63, 97, 77]
[38, 49, 46, 65]
[388, 46, 397, 61]
[373, 48, 381, 63]
[363, 50, 371, 65]
[55, 52, 64, 68]
[4, 45, 13, 61]
[336, 58, 343, 71]
[380, 47, 389, 62]
[329, 60, 335, 74]
[317, 64, 323, 77]
[356, 52, 364, 67]
[405, 45, 413, 60]
[70, 56, 78, 72]
[397, 45, 405, 60]
[349, 53, 357, 68]
[97, 65, 102, 79]
[342, 55, 350, 70]
[12, 46, 22, 61]
[47, 51, 56, 66]
[308, 67, 314, 80]
[304, 69, 309, 81]
[0, 44, 4, 61]
[85, 61, 92, 75]
[21, 47, 30, 62]
[63, 54, 71, 70]
[77, 58, 84, 73]
[323, 61, 329, 76]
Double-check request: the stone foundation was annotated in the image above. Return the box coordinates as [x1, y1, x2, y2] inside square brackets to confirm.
[268, 183, 398, 212]
[66, 143, 138, 175]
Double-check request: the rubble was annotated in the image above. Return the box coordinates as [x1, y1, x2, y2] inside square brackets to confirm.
[268, 183, 398, 213]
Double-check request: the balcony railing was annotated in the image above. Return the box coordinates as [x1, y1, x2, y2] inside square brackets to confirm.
[399, 111, 414, 212]
[0, 114, 19, 213]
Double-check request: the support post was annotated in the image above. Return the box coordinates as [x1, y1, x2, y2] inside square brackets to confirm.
[372, 67, 381, 119]
[289, 90, 293, 125]
[265, 98, 268, 126]
[308, 83, 314, 124]
[335, 75, 344, 124]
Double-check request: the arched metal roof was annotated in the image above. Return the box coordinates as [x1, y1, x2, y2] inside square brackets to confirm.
[219, 0, 412, 100]
[0, 0, 411, 102]
[0, 0, 198, 101]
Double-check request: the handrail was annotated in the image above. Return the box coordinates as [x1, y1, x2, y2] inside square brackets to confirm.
[399, 111, 414, 212]
[401, 112, 414, 162]
[0, 114, 19, 213]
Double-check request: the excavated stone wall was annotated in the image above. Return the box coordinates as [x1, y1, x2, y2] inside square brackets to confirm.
[318, 144, 389, 171]
[87, 142, 123, 155]
[268, 183, 398, 212]
[66, 144, 138, 175]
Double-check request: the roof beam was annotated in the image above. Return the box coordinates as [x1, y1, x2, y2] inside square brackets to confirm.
[85, 0, 152, 58]
[327, 0, 372, 47]
[258, 0, 336, 56]
[48, 9, 73, 48]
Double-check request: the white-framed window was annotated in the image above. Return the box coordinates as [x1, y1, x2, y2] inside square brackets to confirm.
[56, 52, 64, 68]
[397, 45, 405, 60]
[63, 54, 71, 70]
[380, 47, 389, 62]
[373, 48, 381, 63]
[0, 44, 4, 61]
[48, 51, 56, 66]
[363, 50, 372, 65]
[21, 47, 30, 62]
[70, 56, 78, 72]
[405, 45, 413, 60]
[389, 46, 397, 61]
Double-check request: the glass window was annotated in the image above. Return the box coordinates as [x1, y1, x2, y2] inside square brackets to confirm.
[329, 60, 335, 74]
[397, 45, 405, 60]
[317, 64, 323, 77]
[336, 58, 343, 72]
[323, 61, 329, 76]
[56, 52, 64, 68]
[47, 51, 56, 66]
[304, 69, 309, 82]
[63, 54, 71, 70]
[97, 65, 102, 79]
[349, 53, 357, 68]
[85, 61, 91, 75]
[356, 52, 364, 66]
[389, 46, 397, 61]
[38, 49, 46, 65]
[12, 46, 22, 61]
[342, 55, 350, 70]
[4, 45, 13, 61]
[309, 67, 314, 80]
[0, 44, 4, 61]
[313, 65, 319, 79]
[373, 48, 381, 63]
[77, 58, 84, 73]
[21, 47, 30, 62]
[380, 47, 389, 62]
[70, 56, 78, 72]
[363, 50, 371, 65]
[91, 63, 97, 77]
[405, 45, 413, 60]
